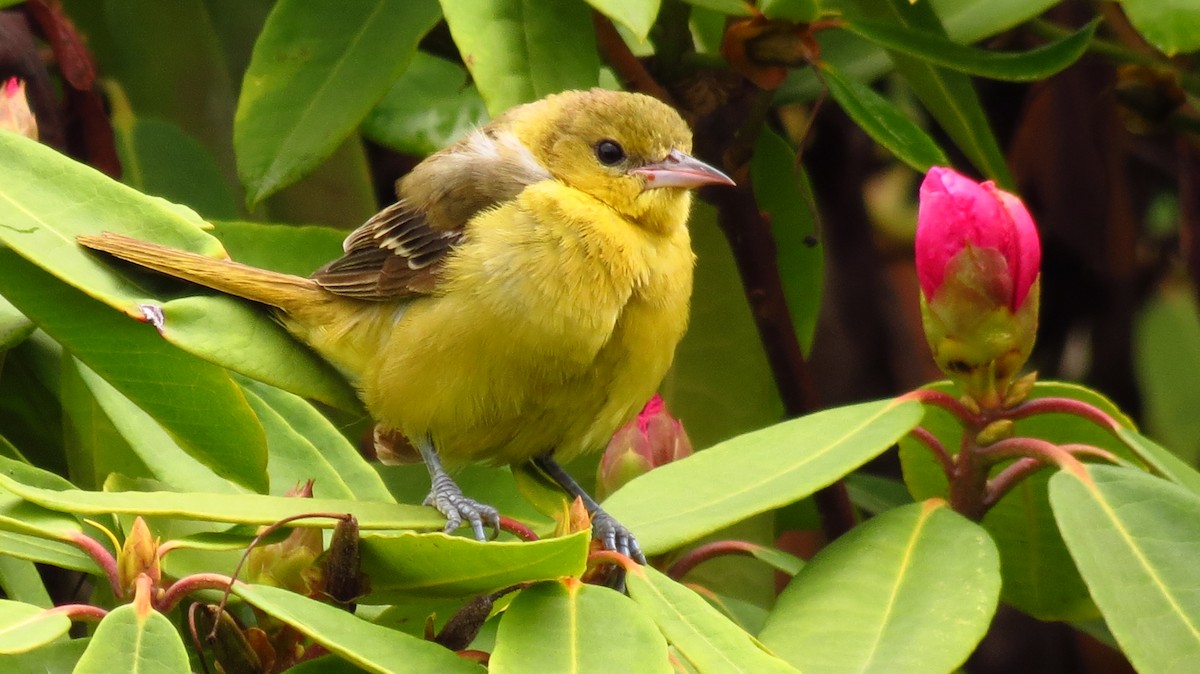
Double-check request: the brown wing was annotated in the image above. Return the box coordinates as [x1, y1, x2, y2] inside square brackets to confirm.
[312, 125, 552, 301]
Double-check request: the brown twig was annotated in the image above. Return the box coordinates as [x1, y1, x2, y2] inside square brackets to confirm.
[592, 12, 676, 106]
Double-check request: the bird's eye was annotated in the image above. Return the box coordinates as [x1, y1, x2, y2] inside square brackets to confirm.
[594, 140, 626, 166]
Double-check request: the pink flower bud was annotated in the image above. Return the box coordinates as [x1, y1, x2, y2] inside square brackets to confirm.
[597, 395, 693, 500]
[915, 167, 1042, 409]
[1, 77, 39, 140]
[916, 167, 1040, 310]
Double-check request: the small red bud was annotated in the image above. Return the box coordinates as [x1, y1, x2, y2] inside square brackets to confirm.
[596, 395, 693, 499]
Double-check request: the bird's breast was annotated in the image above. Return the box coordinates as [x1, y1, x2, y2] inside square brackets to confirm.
[360, 182, 695, 466]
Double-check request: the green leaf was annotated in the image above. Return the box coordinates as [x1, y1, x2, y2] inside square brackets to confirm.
[0, 130, 354, 410]
[844, 472, 914, 514]
[233, 583, 485, 673]
[900, 380, 1137, 620]
[819, 62, 950, 173]
[0, 636, 86, 672]
[1120, 0, 1200, 56]
[849, 0, 1012, 185]
[0, 296, 32, 353]
[661, 203, 784, 449]
[0, 557, 51, 608]
[759, 500, 1000, 673]
[235, 0, 442, 204]
[359, 530, 589, 601]
[1050, 465, 1200, 673]
[625, 565, 798, 673]
[0, 251, 269, 493]
[1133, 285, 1200, 464]
[0, 600, 71, 655]
[751, 128, 823, 354]
[362, 52, 490, 157]
[0, 461, 444, 531]
[491, 580, 671, 673]
[843, 18, 1097, 82]
[680, 0, 754, 16]
[441, 0, 600, 116]
[1117, 428, 1200, 496]
[586, 0, 662, 40]
[108, 85, 239, 220]
[209, 220, 346, 278]
[72, 602, 189, 674]
[605, 398, 923, 554]
[760, 0, 817, 23]
[238, 377, 393, 501]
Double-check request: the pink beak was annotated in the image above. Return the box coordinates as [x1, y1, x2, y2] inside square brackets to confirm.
[632, 149, 735, 190]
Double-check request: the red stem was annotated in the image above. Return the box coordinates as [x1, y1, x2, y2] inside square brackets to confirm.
[45, 603, 108, 622]
[666, 540, 764, 580]
[1006, 396, 1123, 434]
[498, 516, 539, 542]
[157, 573, 239, 613]
[909, 426, 955, 480]
[984, 458, 1048, 508]
[68, 531, 122, 597]
[900, 389, 981, 425]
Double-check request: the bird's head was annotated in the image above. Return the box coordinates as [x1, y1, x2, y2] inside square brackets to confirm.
[507, 89, 734, 234]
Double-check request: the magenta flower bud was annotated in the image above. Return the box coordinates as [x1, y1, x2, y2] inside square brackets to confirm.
[916, 167, 1042, 409]
[596, 395, 693, 500]
[1, 77, 38, 140]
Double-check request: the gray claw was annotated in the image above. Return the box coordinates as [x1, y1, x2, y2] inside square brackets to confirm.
[592, 509, 647, 564]
[424, 484, 500, 542]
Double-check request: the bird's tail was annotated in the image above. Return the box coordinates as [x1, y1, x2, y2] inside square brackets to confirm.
[77, 231, 324, 314]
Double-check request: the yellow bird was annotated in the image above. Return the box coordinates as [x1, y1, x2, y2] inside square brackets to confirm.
[79, 89, 733, 561]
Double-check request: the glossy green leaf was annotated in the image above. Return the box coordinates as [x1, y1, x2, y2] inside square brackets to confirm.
[0, 600, 71, 655]
[625, 565, 798, 673]
[0, 296, 32, 353]
[0, 635, 86, 672]
[0, 251, 269, 492]
[661, 203, 784, 449]
[63, 357, 236, 493]
[234, 583, 484, 673]
[72, 602, 188, 673]
[0, 557, 51, 608]
[359, 530, 589, 601]
[606, 398, 923, 554]
[362, 52, 490, 157]
[0, 463, 443, 531]
[900, 380, 1136, 620]
[760, 500, 1000, 673]
[820, 62, 949, 173]
[0, 529, 100, 577]
[0, 131, 354, 410]
[108, 84, 238, 219]
[1117, 428, 1200, 496]
[751, 128, 823, 354]
[441, 0, 600, 116]
[1133, 286, 1200, 464]
[845, 472, 914, 514]
[238, 377, 393, 502]
[1120, 0, 1200, 56]
[850, 0, 1011, 185]
[234, 0, 441, 204]
[492, 580, 671, 673]
[586, 0, 662, 40]
[1050, 464, 1200, 673]
[760, 0, 817, 22]
[210, 220, 346, 277]
[844, 18, 1097, 82]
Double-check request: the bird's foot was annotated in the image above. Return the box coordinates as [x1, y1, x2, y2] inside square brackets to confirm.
[592, 507, 646, 565]
[424, 476, 500, 542]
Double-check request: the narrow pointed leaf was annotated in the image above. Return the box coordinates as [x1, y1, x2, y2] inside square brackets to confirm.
[605, 398, 923, 554]
[0, 296, 32, 352]
[820, 63, 949, 172]
[72, 603, 188, 674]
[492, 580, 670, 673]
[1116, 428, 1200, 496]
[759, 500, 1000, 673]
[359, 530, 589, 601]
[234, 583, 484, 673]
[239, 377, 393, 502]
[0, 462, 443, 531]
[853, 0, 1011, 185]
[1050, 464, 1200, 673]
[586, 0, 662, 40]
[0, 600, 71, 654]
[625, 565, 798, 673]
[843, 18, 1097, 82]
[441, 0, 600, 116]
[235, 0, 441, 204]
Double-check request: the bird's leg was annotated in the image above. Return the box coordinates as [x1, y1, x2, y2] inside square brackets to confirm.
[417, 435, 500, 541]
[532, 454, 647, 564]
